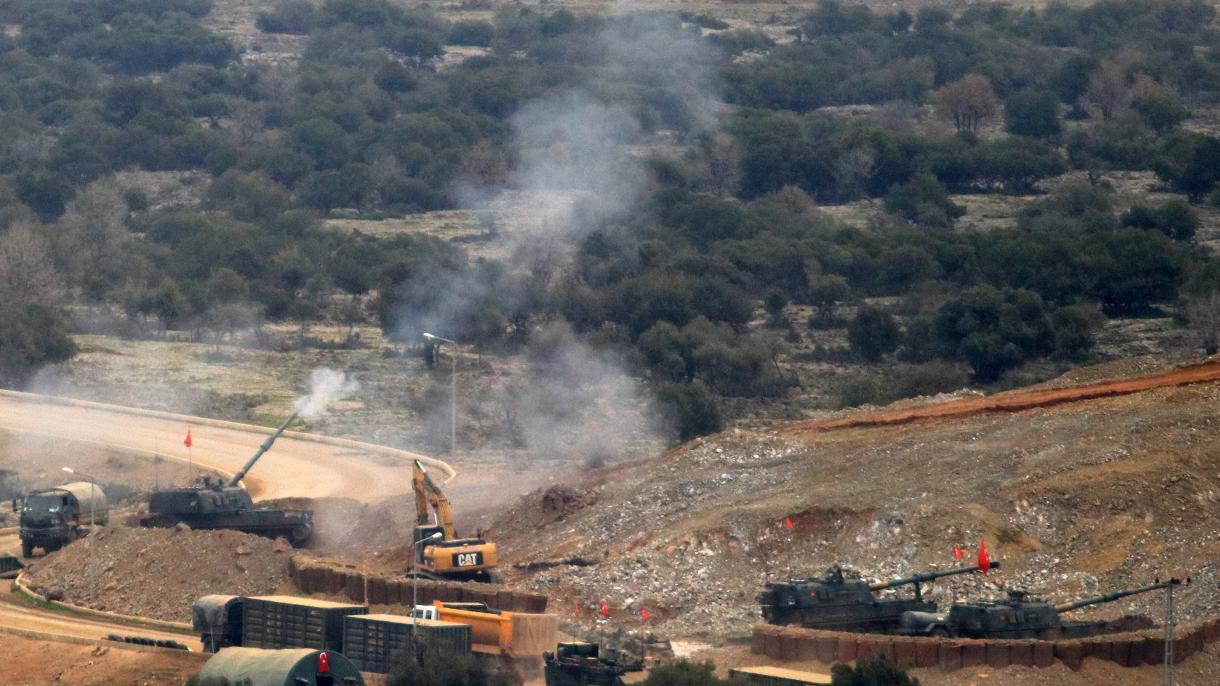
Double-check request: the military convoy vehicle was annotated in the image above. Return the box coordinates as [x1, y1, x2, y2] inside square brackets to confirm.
[15, 482, 109, 556]
[139, 413, 313, 545]
[544, 642, 645, 686]
[897, 581, 1172, 639]
[758, 562, 998, 633]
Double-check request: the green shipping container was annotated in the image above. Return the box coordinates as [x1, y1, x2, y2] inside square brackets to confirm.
[342, 614, 472, 674]
[243, 595, 367, 651]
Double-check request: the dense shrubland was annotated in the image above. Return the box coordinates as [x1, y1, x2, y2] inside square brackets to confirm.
[3, 0, 1220, 440]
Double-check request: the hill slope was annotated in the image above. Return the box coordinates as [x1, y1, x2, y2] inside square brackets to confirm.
[493, 359, 1220, 639]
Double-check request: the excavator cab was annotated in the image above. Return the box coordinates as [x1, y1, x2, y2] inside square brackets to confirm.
[410, 460, 499, 581]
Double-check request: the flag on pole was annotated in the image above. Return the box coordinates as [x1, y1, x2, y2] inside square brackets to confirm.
[953, 546, 964, 561]
[641, 607, 649, 622]
[978, 540, 991, 574]
[784, 516, 794, 530]
[572, 601, 580, 617]
[184, 428, 193, 448]
[600, 601, 610, 618]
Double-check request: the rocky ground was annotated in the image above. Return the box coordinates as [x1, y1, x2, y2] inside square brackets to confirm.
[0, 634, 206, 686]
[23, 526, 294, 622]
[492, 363, 1220, 643]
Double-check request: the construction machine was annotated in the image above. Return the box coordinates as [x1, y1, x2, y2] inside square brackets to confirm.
[410, 459, 498, 582]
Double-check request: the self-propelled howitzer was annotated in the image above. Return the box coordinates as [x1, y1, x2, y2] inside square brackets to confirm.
[899, 581, 1172, 639]
[140, 412, 314, 546]
[758, 562, 998, 633]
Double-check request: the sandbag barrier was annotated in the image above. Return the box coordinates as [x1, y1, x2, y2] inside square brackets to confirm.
[751, 618, 1220, 671]
[289, 556, 549, 613]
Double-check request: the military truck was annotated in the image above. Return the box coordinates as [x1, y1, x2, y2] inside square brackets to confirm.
[897, 581, 1173, 639]
[544, 642, 645, 686]
[139, 413, 313, 545]
[193, 594, 245, 653]
[15, 482, 108, 557]
[758, 562, 998, 633]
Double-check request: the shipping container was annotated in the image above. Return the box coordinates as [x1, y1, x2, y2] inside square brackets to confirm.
[243, 595, 367, 651]
[343, 614, 472, 674]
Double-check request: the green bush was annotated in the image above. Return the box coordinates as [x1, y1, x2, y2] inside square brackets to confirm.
[388, 639, 519, 686]
[831, 652, 920, 686]
[848, 305, 901, 362]
[657, 381, 723, 441]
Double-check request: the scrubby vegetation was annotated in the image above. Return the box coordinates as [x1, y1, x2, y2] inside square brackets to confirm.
[4, 0, 1220, 440]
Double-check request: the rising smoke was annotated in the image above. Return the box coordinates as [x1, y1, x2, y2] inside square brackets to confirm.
[394, 11, 725, 462]
[294, 368, 360, 420]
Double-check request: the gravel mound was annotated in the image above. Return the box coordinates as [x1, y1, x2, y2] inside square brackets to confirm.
[24, 526, 292, 622]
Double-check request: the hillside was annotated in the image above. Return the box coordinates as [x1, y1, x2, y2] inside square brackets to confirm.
[492, 358, 1220, 640]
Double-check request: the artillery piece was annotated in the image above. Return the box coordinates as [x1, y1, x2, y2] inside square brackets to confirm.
[544, 642, 645, 686]
[139, 413, 314, 546]
[758, 562, 998, 633]
[898, 581, 1173, 639]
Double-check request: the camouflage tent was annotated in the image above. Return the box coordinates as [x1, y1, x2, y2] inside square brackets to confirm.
[196, 647, 363, 686]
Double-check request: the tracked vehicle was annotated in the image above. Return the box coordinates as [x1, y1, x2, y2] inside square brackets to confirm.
[758, 562, 998, 633]
[898, 581, 1173, 639]
[139, 413, 313, 546]
[544, 642, 645, 686]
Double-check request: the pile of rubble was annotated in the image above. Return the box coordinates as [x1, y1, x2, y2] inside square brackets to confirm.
[24, 526, 292, 622]
[494, 377, 1220, 642]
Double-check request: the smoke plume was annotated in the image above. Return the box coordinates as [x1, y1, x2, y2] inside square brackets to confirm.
[294, 368, 359, 420]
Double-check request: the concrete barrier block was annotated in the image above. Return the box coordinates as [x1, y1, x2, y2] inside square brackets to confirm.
[1055, 641, 1084, 671]
[960, 641, 985, 668]
[344, 573, 365, 602]
[914, 640, 939, 668]
[1108, 638, 1130, 666]
[779, 630, 801, 661]
[854, 638, 878, 659]
[1123, 637, 1146, 667]
[797, 635, 819, 662]
[937, 641, 962, 671]
[814, 635, 838, 663]
[329, 568, 345, 594]
[836, 636, 859, 663]
[893, 639, 917, 667]
[1009, 641, 1034, 667]
[1178, 630, 1200, 660]
[751, 628, 766, 654]
[496, 590, 514, 611]
[985, 641, 1011, 668]
[1032, 641, 1055, 668]
[1084, 639, 1112, 661]
[1142, 636, 1165, 665]
[763, 628, 784, 659]
[370, 577, 388, 605]
[527, 594, 549, 613]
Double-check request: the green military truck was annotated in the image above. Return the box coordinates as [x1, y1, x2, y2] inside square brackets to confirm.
[15, 482, 108, 557]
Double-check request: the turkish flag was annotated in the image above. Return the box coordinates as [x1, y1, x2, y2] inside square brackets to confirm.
[641, 607, 649, 622]
[784, 516, 794, 530]
[978, 541, 990, 574]
[600, 601, 609, 618]
[953, 546, 964, 561]
[184, 428, 193, 448]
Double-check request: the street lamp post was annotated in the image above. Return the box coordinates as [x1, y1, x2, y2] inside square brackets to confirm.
[412, 531, 443, 634]
[423, 333, 457, 455]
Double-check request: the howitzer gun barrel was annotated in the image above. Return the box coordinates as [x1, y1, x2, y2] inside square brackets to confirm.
[869, 561, 1001, 591]
[1053, 582, 1170, 613]
[227, 411, 299, 487]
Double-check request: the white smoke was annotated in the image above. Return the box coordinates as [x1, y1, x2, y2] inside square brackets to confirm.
[294, 368, 359, 420]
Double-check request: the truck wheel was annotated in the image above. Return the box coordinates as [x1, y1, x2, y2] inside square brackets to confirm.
[930, 627, 950, 638]
[21, 541, 32, 558]
[290, 526, 311, 546]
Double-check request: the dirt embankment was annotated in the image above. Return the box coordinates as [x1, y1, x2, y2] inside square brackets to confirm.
[491, 361, 1220, 641]
[24, 527, 294, 622]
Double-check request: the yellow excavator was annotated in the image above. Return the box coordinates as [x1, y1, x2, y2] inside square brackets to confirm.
[410, 459, 499, 582]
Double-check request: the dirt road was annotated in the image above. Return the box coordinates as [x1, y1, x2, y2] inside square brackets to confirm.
[0, 587, 200, 650]
[0, 390, 452, 501]
[781, 358, 1220, 436]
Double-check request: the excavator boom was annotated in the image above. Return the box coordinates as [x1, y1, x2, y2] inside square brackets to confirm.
[413, 459, 457, 540]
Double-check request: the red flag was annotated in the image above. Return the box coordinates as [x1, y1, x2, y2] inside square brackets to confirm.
[953, 546, 964, 561]
[784, 516, 794, 530]
[184, 428, 193, 448]
[641, 607, 649, 622]
[978, 540, 990, 574]
[600, 601, 610, 618]
[572, 601, 580, 617]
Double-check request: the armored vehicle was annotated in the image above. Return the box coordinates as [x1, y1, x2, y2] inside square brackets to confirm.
[898, 581, 1172, 639]
[16, 482, 108, 557]
[544, 642, 645, 686]
[193, 594, 245, 653]
[139, 413, 313, 546]
[758, 562, 998, 633]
